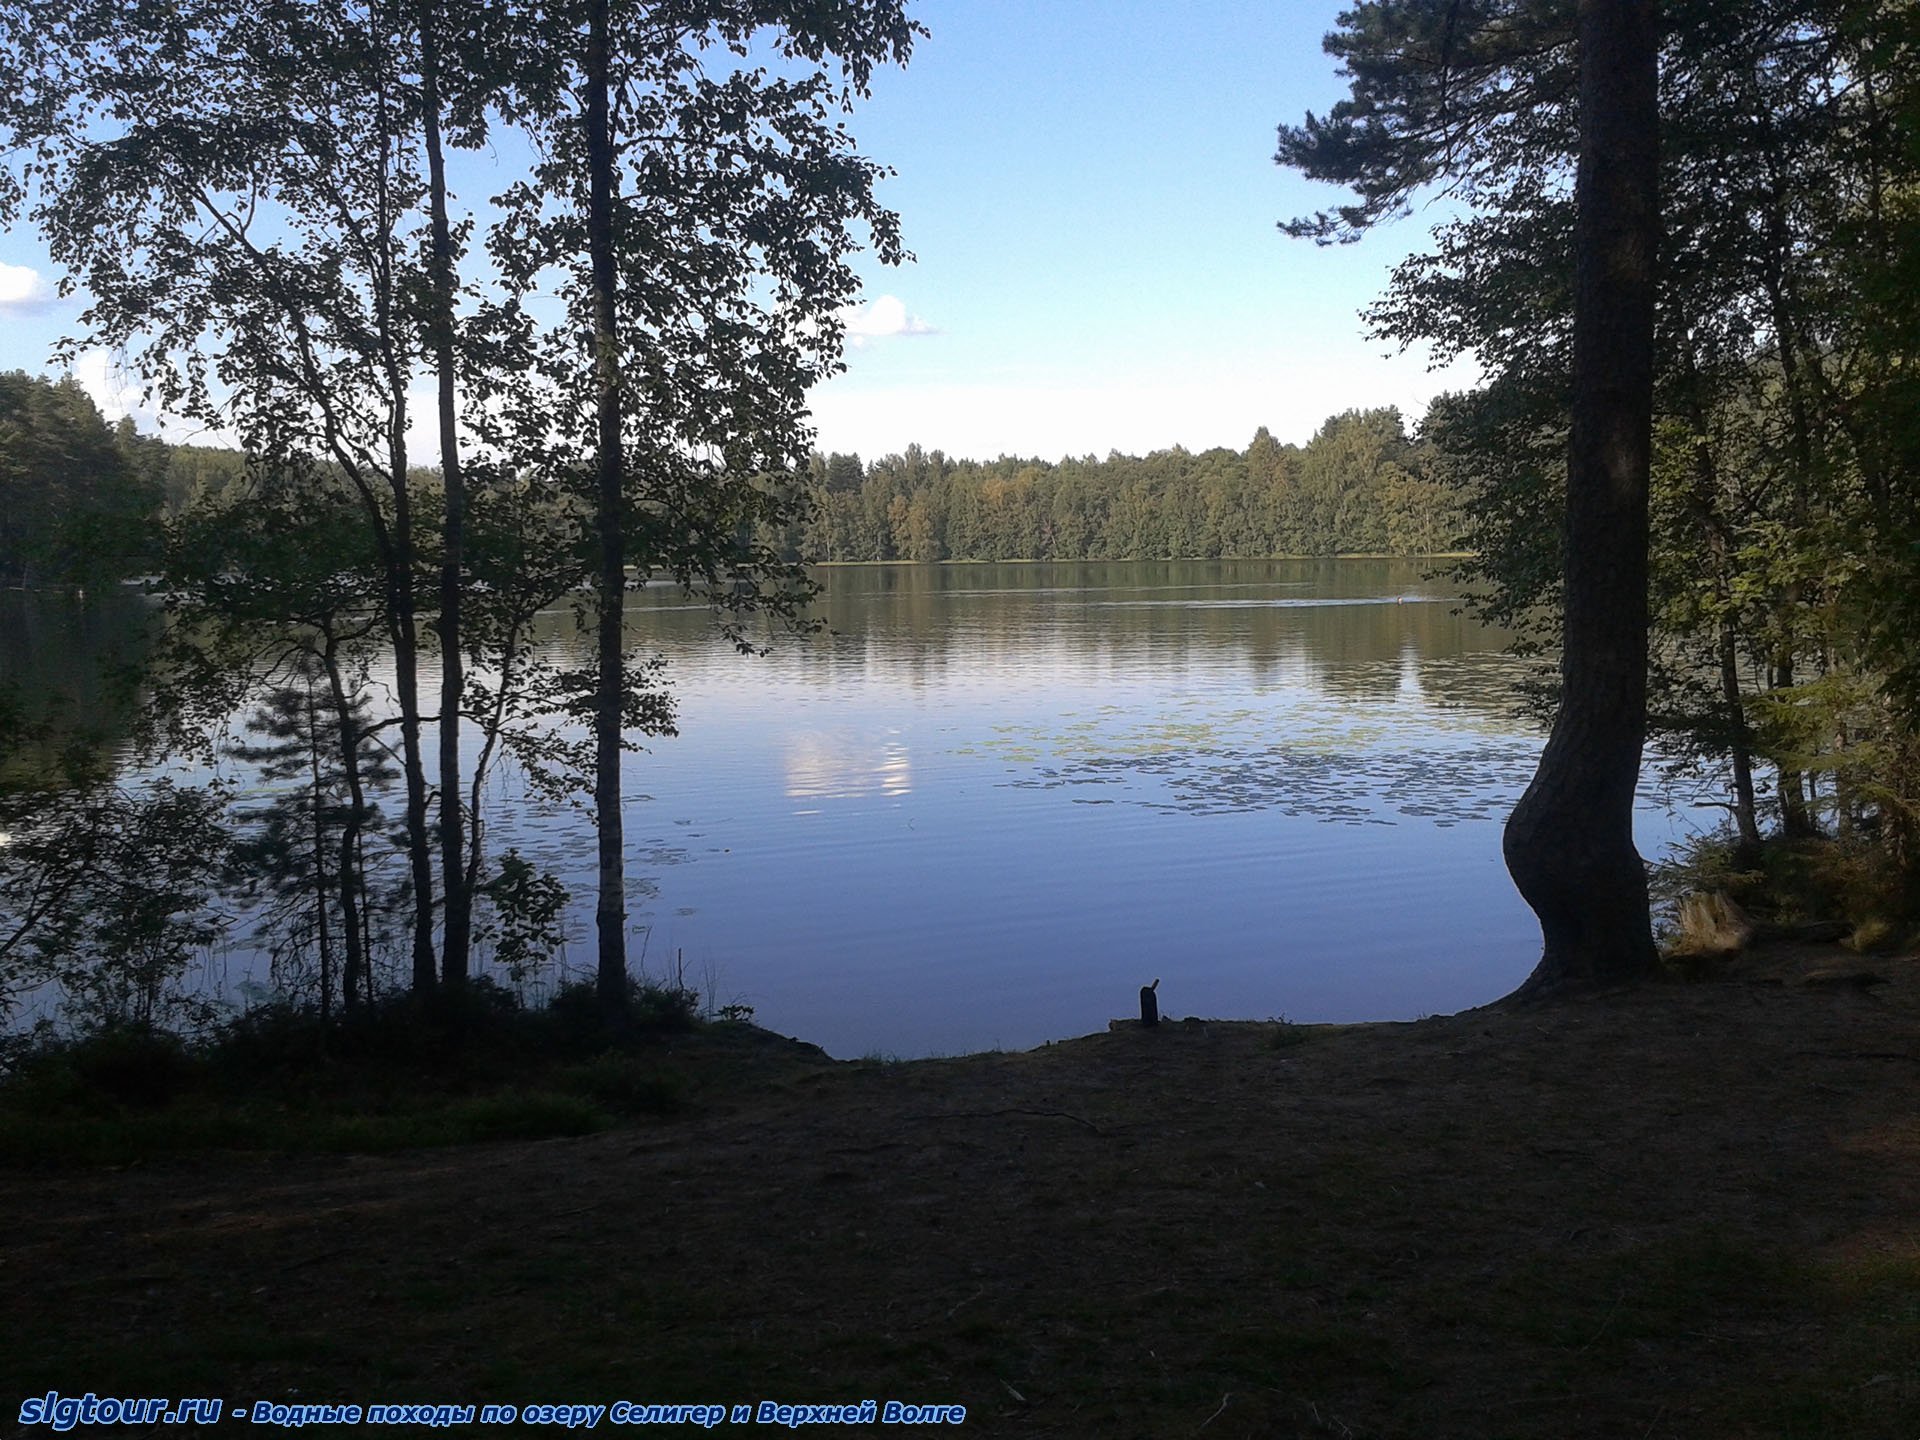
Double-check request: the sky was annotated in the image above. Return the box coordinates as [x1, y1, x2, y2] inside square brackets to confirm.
[0, 0, 1478, 465]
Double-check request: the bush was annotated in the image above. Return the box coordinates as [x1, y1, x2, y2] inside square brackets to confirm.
[543, 976, 699, 1049]
[1654, 825, 1919, 949]
[60, 1023, 204, 1109]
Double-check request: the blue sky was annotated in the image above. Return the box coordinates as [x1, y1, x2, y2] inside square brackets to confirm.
[0, 0, 1475, 463]
[812, 0, 1477, 460]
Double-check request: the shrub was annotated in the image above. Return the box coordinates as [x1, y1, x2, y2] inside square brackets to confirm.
[63, 1023, 204, 1109]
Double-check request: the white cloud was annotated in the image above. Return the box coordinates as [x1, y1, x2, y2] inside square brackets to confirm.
[808, 346, 1481, 462]
[72, 349, 143, 422]
[0, 261, 54, 313]
[71, 347, 238, 446]
[840, 294, 937, 347]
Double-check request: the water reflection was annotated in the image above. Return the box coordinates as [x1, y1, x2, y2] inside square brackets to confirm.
[0, 587, 154, 777]
[615, 559, 1518, 721]
[5, 561, 1710, 1059]
[785, 730, 912, 802]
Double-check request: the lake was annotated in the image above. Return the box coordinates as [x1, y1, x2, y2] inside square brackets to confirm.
[486, 558, 1708, 1057]
[6, 560, 1716, 1058]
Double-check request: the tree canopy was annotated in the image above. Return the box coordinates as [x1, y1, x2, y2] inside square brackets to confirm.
[1280, 0, 1920, 931]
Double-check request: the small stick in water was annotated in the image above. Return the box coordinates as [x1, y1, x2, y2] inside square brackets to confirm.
[1140, 977, 1160, 1028]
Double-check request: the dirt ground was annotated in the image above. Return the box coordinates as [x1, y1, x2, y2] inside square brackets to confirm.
[5, 942, 1919, 1438]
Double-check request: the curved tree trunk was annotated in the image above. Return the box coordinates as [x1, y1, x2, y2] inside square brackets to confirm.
[1502, 0, 1661, 997]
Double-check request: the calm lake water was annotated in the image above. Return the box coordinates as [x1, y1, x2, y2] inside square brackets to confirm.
[488, 559, 1707, 1056]
[8, 560, 1716, 1057]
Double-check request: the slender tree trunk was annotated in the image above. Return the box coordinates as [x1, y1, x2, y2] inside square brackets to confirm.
[305, 681, 334, 1027]
[1720, 623, 1762, 856]
[363, 38, 436, 994]
[1770, 649, 1818, 837]
[386, 419, 437, 992]
[1679, 354, 1763, 862]
[1755, 118, 1822, 843]
[419, 0, 471, 986]
[1502, 0, 1660, 995]
[321, 638, 369, 1013]
[587, 0, 628, 1019]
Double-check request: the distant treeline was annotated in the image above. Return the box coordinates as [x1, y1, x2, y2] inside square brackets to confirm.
[3, 373, 1460, 584]
[791, 407, 1464, 563]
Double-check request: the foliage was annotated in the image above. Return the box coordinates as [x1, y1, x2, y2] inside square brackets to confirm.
[1279, 0, 1920, 907]
[0, 371, 161, 585]
[0, 980, 728, 1162]
[1656, 824, 1919, 941]
[0, 777, 232, 1030]
[227, 661, 403, 1015]
[795, 410, 1464, 563]
[474, 848, 572, 990]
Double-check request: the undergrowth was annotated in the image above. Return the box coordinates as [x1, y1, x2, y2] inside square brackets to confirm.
[1652, 825, 1920, 953]
[0, 976, 759, 1164]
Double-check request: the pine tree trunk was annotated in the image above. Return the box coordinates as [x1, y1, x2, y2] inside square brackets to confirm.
[1502, 0, 1661, 996]
[587, 0, 628, 1020]
[305, 682, 335, 1026]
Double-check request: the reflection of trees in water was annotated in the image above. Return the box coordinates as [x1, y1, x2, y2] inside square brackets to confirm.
[610, 561, 1527, 728]
[13, 564, 1535, 776]
[0, 588, 155, 779]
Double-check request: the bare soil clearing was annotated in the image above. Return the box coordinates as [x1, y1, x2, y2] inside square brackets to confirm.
[5, 944, 1919, 1438]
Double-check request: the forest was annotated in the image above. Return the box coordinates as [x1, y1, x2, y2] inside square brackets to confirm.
[0, 0, 1910, 1139]
[0, 376, 1464, 587]
[793, 408, 1463, 562]
[2, 0, 1919, 1433]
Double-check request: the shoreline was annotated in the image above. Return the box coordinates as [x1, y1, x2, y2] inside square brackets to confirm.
[4, 938, 1916, 1436]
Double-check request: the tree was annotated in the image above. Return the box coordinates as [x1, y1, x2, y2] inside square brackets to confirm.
[154, 468, 410, 1012]
[0, 372, 159, 586]
[1500, 0, 1661, 990]
[0, 0, 449, 990]
[0, 776, 232, 1031]
[228, 661, 396, 1021]
[584, 0, 626, 1017]
[1281, 0, 1920, 921]
[1278, 0, 1662, 989]
[417, 0, 478, 987]
[490, 0, 916, 1019]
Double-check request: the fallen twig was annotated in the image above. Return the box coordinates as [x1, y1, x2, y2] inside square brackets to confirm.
[946, 1288, 986, 1319]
